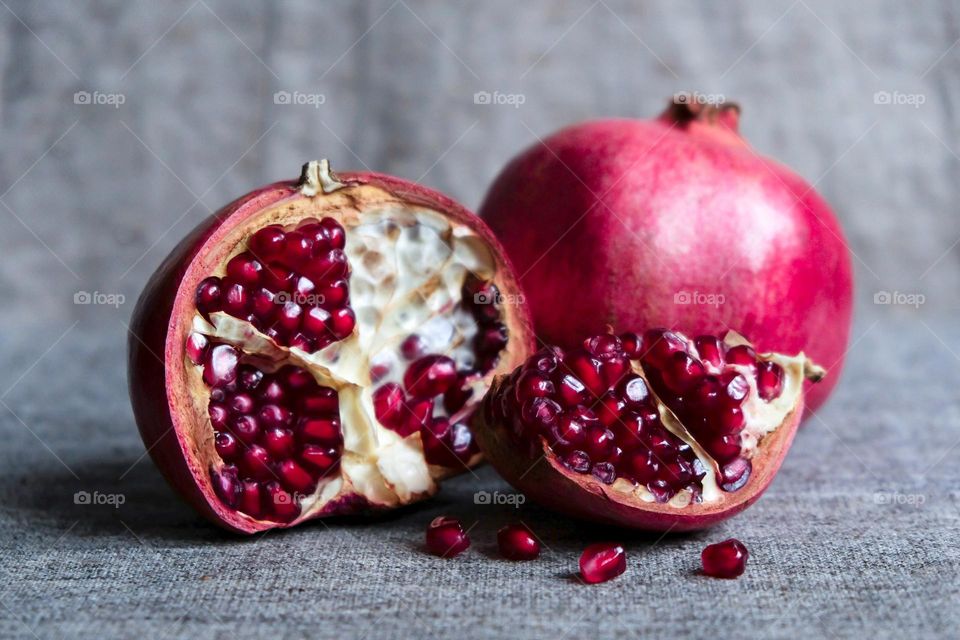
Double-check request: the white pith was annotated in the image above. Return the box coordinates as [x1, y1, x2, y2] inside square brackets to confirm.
[606, 331, 809, 507]
[187, 201, 499, 523]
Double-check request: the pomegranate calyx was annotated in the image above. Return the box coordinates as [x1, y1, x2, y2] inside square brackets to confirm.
[661, 98, 742, 141]
[298, 159, 347, 196]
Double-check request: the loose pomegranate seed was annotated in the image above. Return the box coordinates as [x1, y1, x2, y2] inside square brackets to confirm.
[701, 538, 748, 579]
[425, 516, 470, 558]
[497, 524, 541, 560]
[579, 542, 626, 583]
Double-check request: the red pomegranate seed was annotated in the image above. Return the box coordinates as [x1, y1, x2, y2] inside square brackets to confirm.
[404, 355, 458, 397]
[327, 307, 356, 339]
[556, 374, 587, 406]
[619, 332, 643, 358]
[642, 329, 686, 366]
[618, 376, 649, 406]
[725, 344, 757, 369]
[583, 426, 615, 460]
[214, 431, 238, 460]
[203, 345, 238, 386]
[694, 335, 724, 370]
[566, 352, 604, 395]
[400, 334, 427, 360]
[277, 459, 315, 493]
[661, 351, 706, 394]
[221, 282, 249, 316]
[591, 461, 616, 484]
[584, 334, 622, 356]
[554, 414, 587, 446]
[515, 371, 555, 401]
[226, 253, 263, 286]
[263, 427, 295, 458]
[318, 279, 348, 308]
[320, 218, 346, 249]
[498, 524, 541, 560]
[425, 516, 470, 558]
[264, 481, 300, 521]
[231, 415, 260, 443]
[300, 445, 338, 473]
[757, 361, 784, 401]
[302, 306, 330, 336]
[239, 479, 263, 518]
[564, 450, 591, 473]
[212, 466, 239, 508]
[720, 458, 752, 491]
[196, 277, 222, 313]
[720, 371, 749, 403]
[240, 445, 273, 480]
[186, 332, 209, 365]
[301, 388, 338, 415]
[208, 404, 228, 429]
[706, 434, 742, 463]
[625, 448, 659, 483]
[373, 383, 405, 428]
[299, 418, 341, 444]
[579, 542, 626, 584]
[249, 225, 286, 260]
[401, 398, 433, 436]
[701, 538, 748, 579]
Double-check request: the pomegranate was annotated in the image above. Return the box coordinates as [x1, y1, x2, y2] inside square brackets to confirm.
[425, 516, 471, 558]
[497, 524, 541, 560]
[701, 538, 749, 578]
[472, 329, 823, 531]
[479, 99, 853, 414]
[129, 160, 534, 534]
[579, 543, 626, 584]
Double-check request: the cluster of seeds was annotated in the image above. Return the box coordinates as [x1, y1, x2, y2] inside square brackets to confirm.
[189, 339, 343, 522]
[487, 334, 707, 503]
[195, 217, 356, 353]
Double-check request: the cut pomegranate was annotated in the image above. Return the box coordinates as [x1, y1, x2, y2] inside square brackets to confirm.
[497, 524, 541, 561]
[579, 543, 626, 584]
[425, 516, 471, 558]
[472, 329, 823, 531]
[480, 98, 853, 415]
[129, 160, 534, 533]
[701, 538, 749, 578]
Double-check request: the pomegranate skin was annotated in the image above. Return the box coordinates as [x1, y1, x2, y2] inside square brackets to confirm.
[128, 166, 534, 534]
[479, 102, 853, 414]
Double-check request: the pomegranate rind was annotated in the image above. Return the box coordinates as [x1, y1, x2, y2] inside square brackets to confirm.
[129, 166, 534, 534]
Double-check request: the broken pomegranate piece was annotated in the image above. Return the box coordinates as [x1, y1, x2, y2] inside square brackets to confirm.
[473, 329, 823, 531]
[129, 160, 534, 533]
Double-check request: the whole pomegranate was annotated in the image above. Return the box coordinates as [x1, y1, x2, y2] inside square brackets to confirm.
[479, 99, 853, 413]
[128, 160, 534, 534]
[472, 329, 823, 531]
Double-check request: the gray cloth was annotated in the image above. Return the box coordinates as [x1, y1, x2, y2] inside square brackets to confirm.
[0, 1, 957, 638]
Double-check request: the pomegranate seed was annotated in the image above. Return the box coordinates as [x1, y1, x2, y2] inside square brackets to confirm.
[701, 538, 748, 579]
[259, 380, 286, 404]
[642, 329, 686, 366]
[583, 427, 615, 460]
[302, 306, 330, 336]
[320, 218, 346, 249]
[584, 334, 622, 356]
[401, 398, 434, 436]
[618, 376, 649, 406]
[400, 334, 427, 360]
[425, 516, 470, 558]
[564, 450, 591, 473]
[476, 325, 509, 355]
[625, 448, 659, 483]
[566, 352, 604, 395]
[591, 461, 616, 484]
[497, 524, 541, 560]
[300, 445, 338, 473]
[556, 374, 587, 406]
[515, 371, 555, 402]
[299, 418, 341, 444]
[373, 383, 405, 428]
[226, 253, 263, 286]
[203, 345, 238, 386]
[196, 277, 222, 313]
[720, 458, 752, 492]
[404, 355, 458, 397]
[263, 427, 295, 458]
[276, 302, 303, 333]
[301, 388, 338, 415]
[720, 372, 749, 404]
[283, 231, 313, 267]
[661, 351, 705, 394]
[757, 361, 784, 401]
[579, 543, 626, 584]
[529, 348, 560, 373]
[185, 332, 208, 364]
[619, 332, 643, 358]
[318, 279, 348, 308]
[221, 282, 249, 316]
[717, 405, 745, 434]
[239, 444, 273, 481]
[258, 404, 292, 428]
[208, 404, 228, 429]
[249, 225, 286, 260]
[214, 431, 238, 460]
[596, 392, 625, 427]
[239, 479, 263, 518]
[694, 335, 724, 370]
[263, 263, 294, 291]
[277, 459, 315, 493]
[706, 434, 742, 463]
[230, 393, 254, 415]
[725, 344, 757, 370]
[212, 467, 240, 508]
[327, 307, 356, 339]
[264, 481, 300, 521]
[521, 397, 562, 431]
[554, 414, 587, 447]
[313, 249, 349, 280]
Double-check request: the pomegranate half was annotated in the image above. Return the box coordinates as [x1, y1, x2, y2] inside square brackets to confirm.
[129, 160, 534, 533]
[472, 329, 823, 531]
[479, 99, 853, 414]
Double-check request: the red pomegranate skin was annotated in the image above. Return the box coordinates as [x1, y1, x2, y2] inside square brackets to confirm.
[128, 170, 533, 534]
[480, 103, 853, 414]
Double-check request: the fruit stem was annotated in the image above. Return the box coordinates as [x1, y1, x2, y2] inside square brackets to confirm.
[659, 98, 744, 147]
[299, 159, 347, 196]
